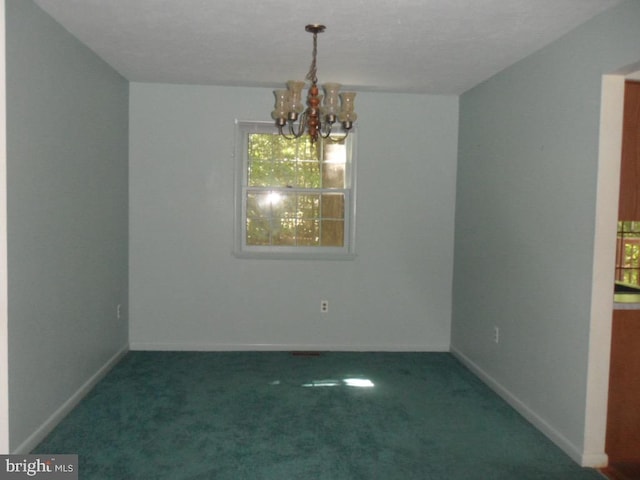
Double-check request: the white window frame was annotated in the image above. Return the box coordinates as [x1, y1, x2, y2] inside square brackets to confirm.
[233, 121, 357, 260]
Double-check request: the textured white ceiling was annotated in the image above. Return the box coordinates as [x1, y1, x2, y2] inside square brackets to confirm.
[33, 0, 623, 94]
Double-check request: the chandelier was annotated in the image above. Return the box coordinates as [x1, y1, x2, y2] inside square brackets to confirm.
[271, 24, 357, 143]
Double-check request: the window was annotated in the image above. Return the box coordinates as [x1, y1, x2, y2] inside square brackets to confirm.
[615, 221, 640, 285]
[234, 121, 356, 259]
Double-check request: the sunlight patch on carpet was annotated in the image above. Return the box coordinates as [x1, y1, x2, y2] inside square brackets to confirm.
[301, 378, 375, 388]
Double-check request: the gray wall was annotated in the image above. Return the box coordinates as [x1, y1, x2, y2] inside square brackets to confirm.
[129, 83, 458, 351]
[452, 0, 640, 464]
[6, 0, 129, 451]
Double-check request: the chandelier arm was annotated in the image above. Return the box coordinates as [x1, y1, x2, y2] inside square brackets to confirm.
[282, 112, 307, 139]
[320, 117, 352, 143]
[320, 121, 333, 139]
[323, 131, 350, 144]
[278, 124, 298, 141]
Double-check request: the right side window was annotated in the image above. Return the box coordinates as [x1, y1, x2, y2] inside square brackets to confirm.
[615, 221, 640, 286]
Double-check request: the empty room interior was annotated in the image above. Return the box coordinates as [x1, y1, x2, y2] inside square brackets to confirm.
[1, 0, 640, 478]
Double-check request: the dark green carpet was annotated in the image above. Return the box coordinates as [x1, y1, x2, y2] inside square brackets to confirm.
[34, 352, 604, 479]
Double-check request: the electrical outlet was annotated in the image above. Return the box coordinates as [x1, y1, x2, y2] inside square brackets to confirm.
[320, 300, 329, 313]
[493, 326, 500, 344]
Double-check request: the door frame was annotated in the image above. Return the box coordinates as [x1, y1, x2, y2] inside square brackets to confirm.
[586, 66, 640, 466]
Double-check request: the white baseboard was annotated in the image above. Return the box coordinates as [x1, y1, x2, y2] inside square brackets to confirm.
[13, 344, 129, 454]
[450, 345, 605, 468]
[129, 342, 450, 352]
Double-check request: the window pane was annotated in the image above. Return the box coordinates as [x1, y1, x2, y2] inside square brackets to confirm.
[616, 220, 640, 286]
[297, 220, 320, 246]
[321, 220, 344, 247]
[269, 160, 295, 187]
[271, 192, 296, 218]
[321, 193, 344, 219]
[322, 163, 344, 188]
[273, 136, 296, 161]
[245, 191, 345, 247]
[298, 138, 319, 161]
[322, 141, 346, 189]
[271, 218, 296, 246]
[248, 160, 273, 187]
[297, 194, 320, 219]
[324, 140, 346, 162]
[246, 192, 269, 218]
[298, 161, 321, 188]
[623, 242, 640, 267]
[246, 218, 270, 245]
[248, 135, 272, 162]
[249, 133, 345, 189]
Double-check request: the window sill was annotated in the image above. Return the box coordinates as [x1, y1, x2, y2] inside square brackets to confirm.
[233, 250, 357, 261]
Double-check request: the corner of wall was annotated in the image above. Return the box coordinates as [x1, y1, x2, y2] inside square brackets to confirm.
[0, 0, 8, 456]
[450, 345, 589, 466]
[12, 345, 128, 454]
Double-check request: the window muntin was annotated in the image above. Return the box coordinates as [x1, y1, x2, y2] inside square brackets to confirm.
[235, 122, 355, 258]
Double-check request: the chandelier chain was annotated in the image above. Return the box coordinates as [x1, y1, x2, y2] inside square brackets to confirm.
[306, 31, 319, 84]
